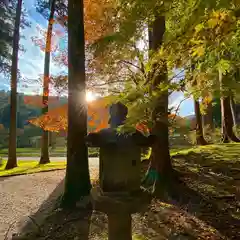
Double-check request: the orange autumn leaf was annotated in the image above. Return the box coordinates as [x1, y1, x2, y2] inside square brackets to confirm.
[29, 96, 186, 134]
[84, 0, 117, 44]
[33, 0, 116, 55]
[136, 123, 149, 134]
[29, 98, 110, 132]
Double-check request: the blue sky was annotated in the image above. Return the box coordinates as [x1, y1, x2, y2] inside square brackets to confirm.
[0, 0, 194, 117]
[0, 0, 67, 94]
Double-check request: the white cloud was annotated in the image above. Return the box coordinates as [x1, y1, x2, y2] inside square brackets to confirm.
[17, 3, 67, 94]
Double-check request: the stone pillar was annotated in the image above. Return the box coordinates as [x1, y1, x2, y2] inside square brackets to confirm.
[86, 102, 154, 240]
[91, 187, 151, 240]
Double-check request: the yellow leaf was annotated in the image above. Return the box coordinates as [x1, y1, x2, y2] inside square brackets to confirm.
[207, 18, 218, 28]
[192, 45, 205, 57]
[203, 96, 212, 104]
[195, 23, 204, 33]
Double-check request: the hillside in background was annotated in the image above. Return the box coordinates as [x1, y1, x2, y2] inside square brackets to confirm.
[0, 91, 68, 129]
[1, 90, 239, 149]
[0, 91, 68, 148]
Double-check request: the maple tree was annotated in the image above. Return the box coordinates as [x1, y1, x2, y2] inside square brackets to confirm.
[30, 0, 240, 191]
[31, 0, 118, 134]
[85, 0, 240, 187]
[87, 0, 185, 184]
[177, 9, 240, 142]
[29, 98, 111, 132]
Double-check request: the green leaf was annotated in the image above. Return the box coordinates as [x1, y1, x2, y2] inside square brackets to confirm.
[195, 23, 205, 33]
[217, 59, 231, 75]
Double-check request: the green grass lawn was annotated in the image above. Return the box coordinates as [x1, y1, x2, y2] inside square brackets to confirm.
[0, 147, 67, 153]
[169, 143, 240, 239]
[171, 143, 240, 200]
[172, 142, 240, 158]
[0, 160, 66, 177]
[0, 147, 67, 157]
[0, 147, 99, 157]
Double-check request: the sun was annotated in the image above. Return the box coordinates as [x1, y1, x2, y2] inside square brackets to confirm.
[86, 91, 96, 102]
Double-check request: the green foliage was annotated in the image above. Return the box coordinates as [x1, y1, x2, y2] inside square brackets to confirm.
[172, 8, 240, 98]
[0, 128, 9, 148]
[89, 0, 240, 136]
[0, 1, 14, 75]
[36, 0, 67, 21]
[0, 0, 31, 76]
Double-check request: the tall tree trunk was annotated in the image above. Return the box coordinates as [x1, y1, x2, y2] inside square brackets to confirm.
[221, 96, 240, 142]
[219, 70, 240, 142]
[61, 0, 91, 208]
[202, 98, 214, 130]
[5, 0, 22, 170]
[230, 96, 237, 127]
[219, 70, 229, 143]
[39, 0, 56, 164]
[145, 16, 172, 187]
[194, 99, 208, 145]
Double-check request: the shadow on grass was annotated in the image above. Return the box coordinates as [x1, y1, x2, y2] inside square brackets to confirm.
[134, 145, 240, 239]
[167, 151, 240, 239]
[168, 180, 239, 239]
[17, 179, 93, 240]
[132, 176, 239, 239]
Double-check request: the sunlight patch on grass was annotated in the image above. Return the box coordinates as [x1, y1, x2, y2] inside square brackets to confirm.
[0, 160, 66, 177]
[231, 213, 240, 220]
[133, 235, 148, 240]
[0, 147, 67, 154]
[172, 143, 240, 161]
[187, 166, 200, 173]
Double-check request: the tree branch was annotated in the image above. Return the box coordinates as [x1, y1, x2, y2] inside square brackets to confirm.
[120, 60, 142, 72]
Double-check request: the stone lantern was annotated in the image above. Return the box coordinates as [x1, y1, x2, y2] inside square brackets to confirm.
[86, 102, 154, 240]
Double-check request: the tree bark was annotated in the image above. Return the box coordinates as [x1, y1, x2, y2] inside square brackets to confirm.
[39, 0, 56, 164]
[49, 131, 56, 148]
[202, 101, 214, 130]
[6, 0, 23, 170]
[230, 96, 237, 127]
[147, 16, 172, 181]
[219, 70, 240, 142]
[221, 123, 229, 143]
[194, 99, 208, 145]
[61, 0, 91, 208]
[221, 96, 240, 142]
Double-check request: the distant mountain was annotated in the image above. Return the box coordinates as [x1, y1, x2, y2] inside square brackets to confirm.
[185, 114, 195, 120]
[23, 95, 67, 108]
